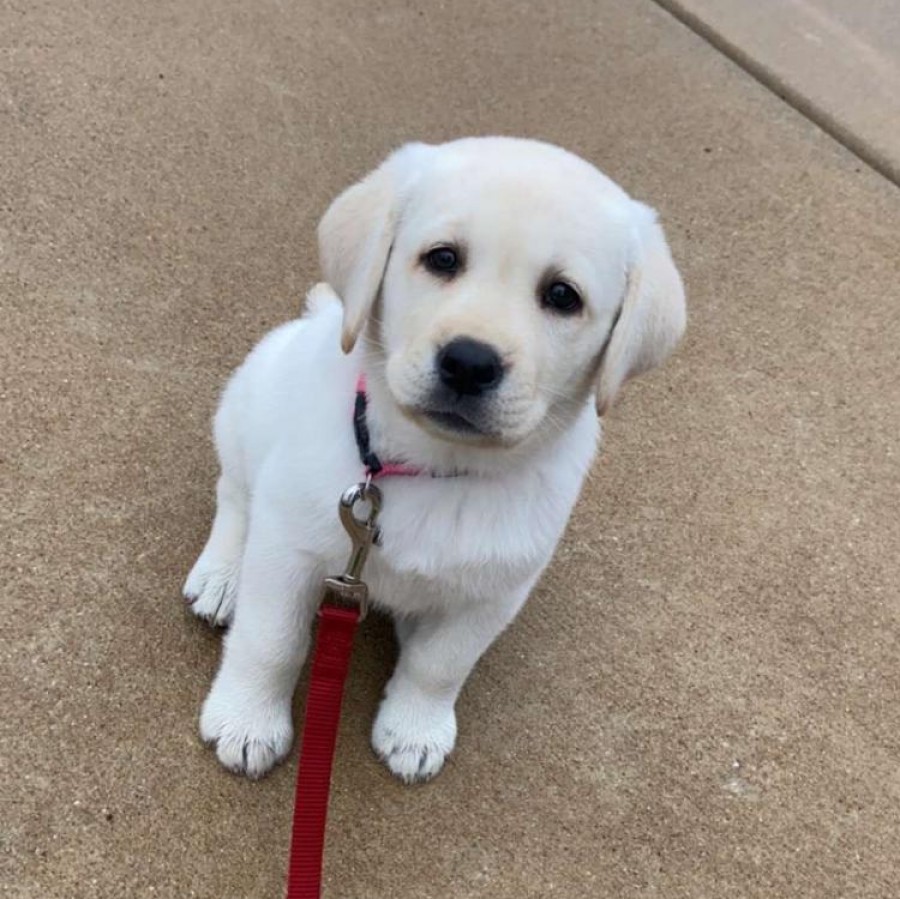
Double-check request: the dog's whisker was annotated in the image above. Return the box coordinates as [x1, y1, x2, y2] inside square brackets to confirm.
[358, 338, 387, 354]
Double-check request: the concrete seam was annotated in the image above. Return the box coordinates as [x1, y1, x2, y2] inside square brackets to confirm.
[651, 0, 900, 188]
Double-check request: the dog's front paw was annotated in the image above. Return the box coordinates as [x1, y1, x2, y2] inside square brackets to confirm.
[183, 557, 239, 627]
[372, 693, 457, 784]
[199, 679, 293, 779]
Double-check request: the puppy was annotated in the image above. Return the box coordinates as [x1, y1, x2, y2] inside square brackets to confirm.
[185, 137, 686, 782]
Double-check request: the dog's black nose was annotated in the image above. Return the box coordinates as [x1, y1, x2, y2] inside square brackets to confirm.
[437, 338, 504, 397]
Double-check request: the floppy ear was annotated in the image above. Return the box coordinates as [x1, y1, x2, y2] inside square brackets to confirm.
[318, 143, 430, 353]
[595, 202, 686, 415]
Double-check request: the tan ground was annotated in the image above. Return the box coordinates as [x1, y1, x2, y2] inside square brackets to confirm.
[2, 1, 899, 897]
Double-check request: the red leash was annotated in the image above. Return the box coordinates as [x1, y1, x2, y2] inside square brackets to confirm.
[286, 479, 381, 899]
[286, 603, 361, 898]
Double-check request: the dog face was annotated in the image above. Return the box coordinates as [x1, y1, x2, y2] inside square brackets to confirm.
[319, 138, 685, 447]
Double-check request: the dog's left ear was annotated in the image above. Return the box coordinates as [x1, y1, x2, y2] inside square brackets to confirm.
[595, 202, 686, 415]
[318, 143, 431, 353]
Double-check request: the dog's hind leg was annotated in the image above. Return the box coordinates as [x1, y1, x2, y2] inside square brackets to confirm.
[183, 473, 248, 627]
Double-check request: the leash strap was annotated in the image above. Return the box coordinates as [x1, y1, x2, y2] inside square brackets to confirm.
[286, 604, 361, 899]
[286, 482, 380, 898]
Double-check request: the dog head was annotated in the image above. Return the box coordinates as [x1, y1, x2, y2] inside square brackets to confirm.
[319, 137, 685, 448]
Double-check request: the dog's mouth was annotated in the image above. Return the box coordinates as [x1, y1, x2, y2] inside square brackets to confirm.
[423, 409, 483, 434]
[402, 404, 505, 446]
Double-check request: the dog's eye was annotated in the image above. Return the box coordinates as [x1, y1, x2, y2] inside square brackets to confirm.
[542, 281, 583, 315]
[423, 246, 460, 276]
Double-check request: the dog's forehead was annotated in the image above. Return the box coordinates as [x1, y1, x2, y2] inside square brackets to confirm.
[399, 141, 635, 253]
[423, 139, 624, 190]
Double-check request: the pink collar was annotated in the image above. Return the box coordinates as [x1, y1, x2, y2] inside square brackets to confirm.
[354, 375, 424, 479]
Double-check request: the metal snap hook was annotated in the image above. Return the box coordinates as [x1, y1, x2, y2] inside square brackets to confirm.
[338, 481, 383, 583]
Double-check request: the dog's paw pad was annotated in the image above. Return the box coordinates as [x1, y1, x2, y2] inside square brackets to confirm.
[200, 686, 292, 779]
[183, 559, 239, 627]
[371, 699, 456, 784]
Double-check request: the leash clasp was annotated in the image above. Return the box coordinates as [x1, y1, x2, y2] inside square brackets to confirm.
[339, 481, 382, 581]
[323, 481, 383, 620]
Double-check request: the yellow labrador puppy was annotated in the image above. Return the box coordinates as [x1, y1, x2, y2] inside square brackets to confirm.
[185, 137, 686, 781]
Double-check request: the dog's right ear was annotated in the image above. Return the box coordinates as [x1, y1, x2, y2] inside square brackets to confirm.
[318, 143, 431, 353]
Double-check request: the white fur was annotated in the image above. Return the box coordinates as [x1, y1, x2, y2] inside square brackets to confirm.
[186, 137, 685, 782]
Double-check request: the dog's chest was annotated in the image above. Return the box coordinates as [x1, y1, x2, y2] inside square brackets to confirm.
[354, 474, 578, 612]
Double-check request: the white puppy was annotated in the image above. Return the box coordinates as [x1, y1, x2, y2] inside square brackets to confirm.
[185, 137, 686, 782]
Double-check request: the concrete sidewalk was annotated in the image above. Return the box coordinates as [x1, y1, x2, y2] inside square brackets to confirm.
[2, 1, 899, 897]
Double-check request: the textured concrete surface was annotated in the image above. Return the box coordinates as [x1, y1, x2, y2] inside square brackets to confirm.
[659, 0, 900, 184]
[2, 1, 899, 897]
